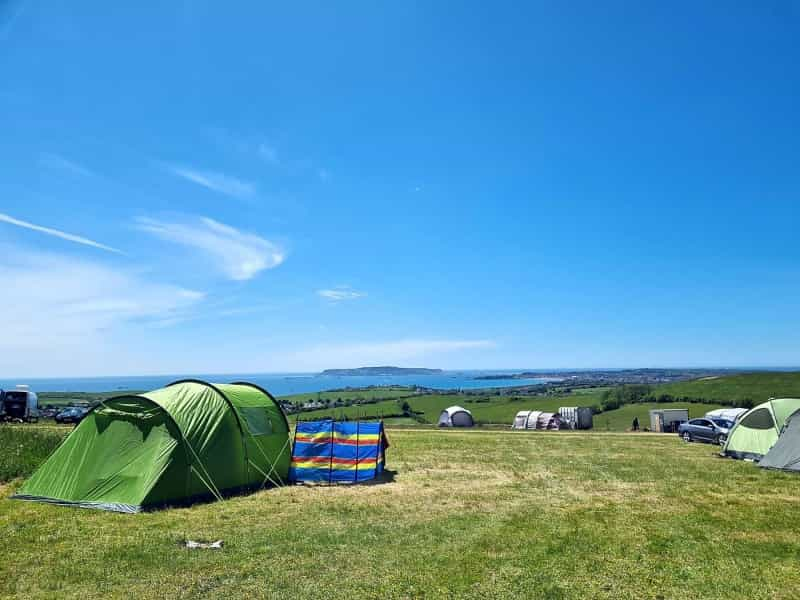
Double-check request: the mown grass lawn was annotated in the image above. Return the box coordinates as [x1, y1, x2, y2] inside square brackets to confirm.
[3, 426, 800, 599]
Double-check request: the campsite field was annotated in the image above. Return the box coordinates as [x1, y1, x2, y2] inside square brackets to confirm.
[294, 391, 609, 424]
[295, 393, 721, 431]
[3, 426, 800, 599]
[592, 402, 725, 431]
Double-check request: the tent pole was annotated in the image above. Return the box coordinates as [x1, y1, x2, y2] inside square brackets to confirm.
[378, 420, 384, 478]
[355, 419, 360, 484]
[328, 418, 335, 485]
[290, 417, 299, 484]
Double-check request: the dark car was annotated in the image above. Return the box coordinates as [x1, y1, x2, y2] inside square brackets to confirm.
[678, 418, 732, 445]
[55, 407, 88, 424]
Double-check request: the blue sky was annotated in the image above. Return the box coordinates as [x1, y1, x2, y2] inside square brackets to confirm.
[1, 2, 799, 376]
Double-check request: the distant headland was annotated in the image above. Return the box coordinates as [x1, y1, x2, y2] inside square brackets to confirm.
[319, 366, 443, 376]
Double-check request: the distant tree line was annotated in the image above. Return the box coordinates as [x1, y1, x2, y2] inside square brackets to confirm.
[599, 385, 652, 411]
[596, 384, 756, 413]
[284, 392, 420, 414]
[640, 393, 755, 409]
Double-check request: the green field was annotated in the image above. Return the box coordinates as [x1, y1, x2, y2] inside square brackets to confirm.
[37, 387, 419, 411]
[592, 402, 725, 431]
[0, 425, 68, 482]
[280, 386, 417, 405]
[290, 398, 406, 421]
[37, 373, 774, 433]
[3, 425, 800, 598]
[37, 391, 141, 409]
[295, 390, 609, 425]
[648, 371, 800, 405]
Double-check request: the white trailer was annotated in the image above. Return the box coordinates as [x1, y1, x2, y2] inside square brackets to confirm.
[649, 408, 688, 433]
[1, 385, 39, 422]
[705, 408, 748, 422]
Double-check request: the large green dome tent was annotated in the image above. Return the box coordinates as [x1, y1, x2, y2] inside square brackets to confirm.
[721, 398, 800, 461]
[12, 380, 291, 513]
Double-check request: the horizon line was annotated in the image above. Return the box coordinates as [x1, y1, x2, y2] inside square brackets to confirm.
[2, 365, 800, 381]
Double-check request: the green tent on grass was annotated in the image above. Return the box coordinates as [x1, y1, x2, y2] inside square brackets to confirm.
[721, 398, 800, 461]
[758, 410, 800, 472]
[13, 380, 291, 513]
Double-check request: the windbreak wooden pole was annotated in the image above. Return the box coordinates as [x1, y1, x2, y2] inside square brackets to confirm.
[327, 419, 335, 485]
[378, 420, 384, 478]
[355, 420, 360, 484]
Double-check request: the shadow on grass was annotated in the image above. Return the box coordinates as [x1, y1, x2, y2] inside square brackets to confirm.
[14, 470, 401, 515]
[287, 468, 398, 487]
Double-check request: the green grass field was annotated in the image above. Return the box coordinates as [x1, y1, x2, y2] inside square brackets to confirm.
[280, 386, 417, 405]
[592, 402, 726, 431]
[290, 398, 406, 421]
[0, 425, 68, 481]
[648, 371, 800, 404]
[295, 390, 609, 426]
[37, 391, 143, 409]
[38, 387, 419, 410]
[3, 425, 800, 599]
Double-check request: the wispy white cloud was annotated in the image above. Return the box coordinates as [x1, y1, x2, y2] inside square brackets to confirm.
[208, 129, 327, 178]
[0, 0, 27, 41]
[136, 215, 286, 280]
[40, 153, 94, 177]
[0, 213, 123, 254]
[217, 303, 280, 317]
[258, 143, 279, 165]
[317, 286, 366, 301]
[167, 165, 256, 199]
[0, 247, 204, 376]
[209, 128, 279, 166]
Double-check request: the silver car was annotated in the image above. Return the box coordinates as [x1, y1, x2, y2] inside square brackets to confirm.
[678, 418, 732, 445]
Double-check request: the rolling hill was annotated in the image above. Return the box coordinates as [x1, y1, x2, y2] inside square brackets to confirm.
[646, 371, 800, 405]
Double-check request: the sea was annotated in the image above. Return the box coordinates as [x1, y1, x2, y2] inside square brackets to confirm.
[0, 371, 557, 395]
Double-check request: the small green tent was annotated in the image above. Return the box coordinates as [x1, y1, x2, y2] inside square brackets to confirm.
[13, 380, 291, 513]
[722, 398, 800, 461]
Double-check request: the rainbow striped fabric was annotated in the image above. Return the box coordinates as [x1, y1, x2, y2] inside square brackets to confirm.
[289, 420, 388, 483]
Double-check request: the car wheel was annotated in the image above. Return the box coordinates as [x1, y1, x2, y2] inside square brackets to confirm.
[682, 431, 692, 443]
[715, 434, 725, 446]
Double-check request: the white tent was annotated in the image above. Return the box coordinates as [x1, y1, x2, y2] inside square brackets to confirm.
[513, 410, 542, 429]
[512, 410, 561, 430]
[705, 408, 748, 422]
[558, 406, 593, 430]
[438, 406, 474, 427]
[537, 412, 561, 430]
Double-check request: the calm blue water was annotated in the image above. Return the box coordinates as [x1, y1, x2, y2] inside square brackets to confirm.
[0, 371, 555, 395]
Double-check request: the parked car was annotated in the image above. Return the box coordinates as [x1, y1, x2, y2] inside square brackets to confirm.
[55, 406, 88, 424]
[678, 418, 732, 445]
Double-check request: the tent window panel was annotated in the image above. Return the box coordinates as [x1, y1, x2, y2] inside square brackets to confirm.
[240, 407, 273, 436]
[740, 408, 775, 430]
